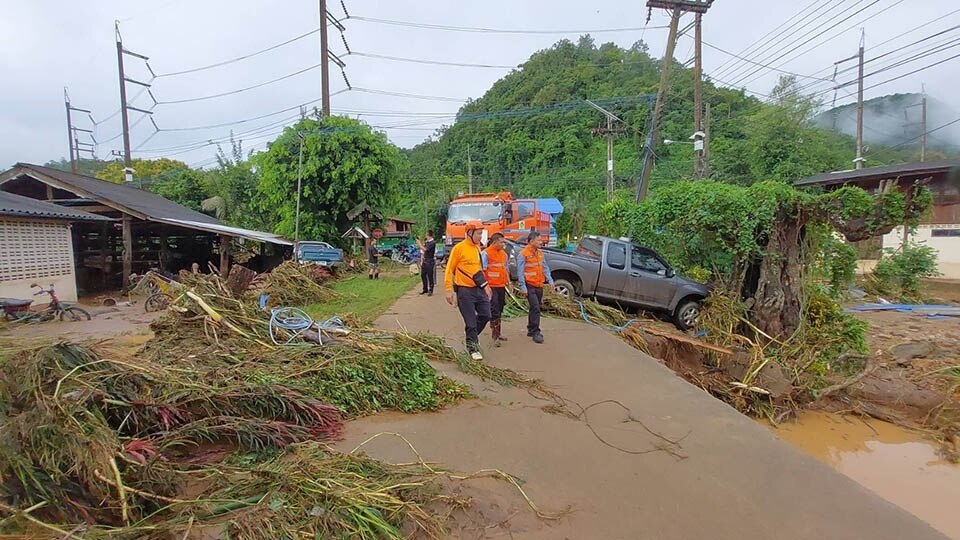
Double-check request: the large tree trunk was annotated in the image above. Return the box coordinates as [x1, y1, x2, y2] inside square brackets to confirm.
[746, 216, 805, 340]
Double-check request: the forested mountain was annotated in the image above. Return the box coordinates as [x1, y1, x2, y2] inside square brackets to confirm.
[397, 36, 917, 237]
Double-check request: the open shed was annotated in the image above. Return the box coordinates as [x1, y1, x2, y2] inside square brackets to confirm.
[0, 163, 291, 293]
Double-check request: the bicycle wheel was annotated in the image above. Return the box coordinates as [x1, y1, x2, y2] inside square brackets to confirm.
[144, 293, 173, 313]
[59, 307, 91, 322]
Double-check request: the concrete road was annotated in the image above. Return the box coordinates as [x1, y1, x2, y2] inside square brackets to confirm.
[336, 287, 949, 539]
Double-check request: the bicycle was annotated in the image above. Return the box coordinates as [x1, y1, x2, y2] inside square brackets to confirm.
[128, 271, 180, 312]
[1, 284, 91, 323]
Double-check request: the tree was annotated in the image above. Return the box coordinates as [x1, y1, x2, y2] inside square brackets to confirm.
[96, 158, 187, 184]
[147, 168, 207, 211]
[601, 180, 932, 340]
[255, 116, 403, 242]
[202, 138, 275, 231]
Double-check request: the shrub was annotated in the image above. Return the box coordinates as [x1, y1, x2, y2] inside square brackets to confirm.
[869, 242, 940, 301]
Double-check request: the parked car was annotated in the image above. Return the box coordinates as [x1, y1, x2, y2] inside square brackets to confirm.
[294, 241, 343, 266]
[507, 235, 709, 330]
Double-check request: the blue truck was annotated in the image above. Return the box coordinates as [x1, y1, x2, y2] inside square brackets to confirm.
[294, 241, 343, 266]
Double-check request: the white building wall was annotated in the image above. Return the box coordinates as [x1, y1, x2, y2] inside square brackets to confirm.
[882, 224, 960, 280]
[0, 218, 79, 302]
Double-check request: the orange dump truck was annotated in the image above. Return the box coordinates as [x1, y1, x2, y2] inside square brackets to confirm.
[444, 192, 552, 248]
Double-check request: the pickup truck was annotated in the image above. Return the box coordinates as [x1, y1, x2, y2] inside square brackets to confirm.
[294, 241, 343, 266]
[508, 235, 709, 329]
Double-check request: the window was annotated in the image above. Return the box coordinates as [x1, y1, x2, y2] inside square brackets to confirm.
[606, 242, 626, 269]
[575, 237, 603, 259]
[0, 220, 74, 282]
[448, 202, 501, 223]
[632, 246, 667, 274]
[931, 229, 960, 237]
[517, 203, 534, 220]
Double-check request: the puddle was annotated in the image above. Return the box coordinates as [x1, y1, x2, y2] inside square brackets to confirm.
[768, 411, 960, 539]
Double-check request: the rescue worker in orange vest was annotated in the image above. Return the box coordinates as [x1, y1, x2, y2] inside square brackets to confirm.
[517, 230, 553, 344]
[481, 232, 510, 347]
[445, 225, 493, 360]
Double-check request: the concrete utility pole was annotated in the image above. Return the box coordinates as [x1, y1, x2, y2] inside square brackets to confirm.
[115, 22, 153, 184]
[920, 91, 927, 162]
[587, 100, 628, 201]
[693, 12, 706, 178]
[703, 102, 711, 178]
[64, 88, 95, 175]
[64, 88, 77, 173]
[637, 0, 713, 202]
[319, 0, 331, 116]
[855, 30, 865, 170]
[467, 145, 474, 194]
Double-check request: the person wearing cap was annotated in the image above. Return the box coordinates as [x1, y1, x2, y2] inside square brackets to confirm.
[444, 225, 493, 360]
[517, 230, 553, 344]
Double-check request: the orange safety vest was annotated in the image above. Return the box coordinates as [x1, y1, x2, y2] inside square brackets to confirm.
[484, 246, 509, 288]
[520, 245, 546, 287]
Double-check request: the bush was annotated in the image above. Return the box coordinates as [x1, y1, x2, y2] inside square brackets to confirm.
[869, 242, 940, 301]
[814, 231, 858, 298]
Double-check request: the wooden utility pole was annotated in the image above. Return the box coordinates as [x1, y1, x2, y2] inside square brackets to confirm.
[64, 88, 77, 173]
[693, 12, 706, 178]
[855, 31, 865, 169]
[703, 102, 711, 178]
[319, 0, 331, 116]
[637, 0, 713, 202]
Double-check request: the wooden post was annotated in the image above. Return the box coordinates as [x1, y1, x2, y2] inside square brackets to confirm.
[100, 221, 110, 289]
[219, 234, 230, 276]
[159, 226, 169, 272]
[122, 216, 133, 284]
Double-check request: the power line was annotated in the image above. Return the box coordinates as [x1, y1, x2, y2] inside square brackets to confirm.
[699, 38, 834, 82]
[712, 0, 853, 80]
[349, 51, 517, 69]
[864, 116, 960, 156]
[349, 15, 669, 34]
[155, 28, 320, 77]
[728, 0, 896, 88]
[156, 63, 323, 104]
[352, 87, 467, 102]
[159, 98, 325, 131]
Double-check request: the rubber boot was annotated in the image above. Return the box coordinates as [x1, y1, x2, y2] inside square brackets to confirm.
[491, 319, 503, 347]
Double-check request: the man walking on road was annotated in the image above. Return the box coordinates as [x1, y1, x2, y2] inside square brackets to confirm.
[482, 232, 510, 347]
[418, 230, 437, 296]
[444, 225, 493, 360]
[517, 231, 553, 344]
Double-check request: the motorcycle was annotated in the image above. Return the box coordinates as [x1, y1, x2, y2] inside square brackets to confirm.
[1, 283, 91, 323]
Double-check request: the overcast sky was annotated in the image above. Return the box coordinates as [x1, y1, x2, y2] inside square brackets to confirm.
[1, 0, 958, 169]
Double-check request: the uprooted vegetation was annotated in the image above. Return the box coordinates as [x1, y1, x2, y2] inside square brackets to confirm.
[0, 265, 560, 538]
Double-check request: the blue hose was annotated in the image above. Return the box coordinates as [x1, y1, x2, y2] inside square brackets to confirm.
[268, 307, 349, 346]
[575, 299, 648, 342]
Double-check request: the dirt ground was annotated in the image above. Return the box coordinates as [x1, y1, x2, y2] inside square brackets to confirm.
[333, 288, 948, 540]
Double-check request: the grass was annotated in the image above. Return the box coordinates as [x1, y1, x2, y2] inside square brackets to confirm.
[305, 271, 419, 324]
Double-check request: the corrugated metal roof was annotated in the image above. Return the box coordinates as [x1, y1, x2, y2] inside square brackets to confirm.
[794, 159, 960, 187]
[155, 218, 293, 246]
[1, 163, 220, 224]
[0, 191, 112, 221]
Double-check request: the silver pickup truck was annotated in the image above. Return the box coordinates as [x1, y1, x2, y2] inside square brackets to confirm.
[508, 235, 709, 329]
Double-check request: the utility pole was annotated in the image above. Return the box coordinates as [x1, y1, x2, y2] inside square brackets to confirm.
[637, 0, 713, 202]
[319, 0, 331, 116]
[65, 88, 95, 175]
[64, 88, 77, 173]
[467, 145, 474, 194]
[115, 21, 153, 184]
[855, 30, 865, 170]
[703, 102, 711, 178]
[920, 91, 927, 162]
[587, 100, 628, 200]
[693, 12, 705, 178]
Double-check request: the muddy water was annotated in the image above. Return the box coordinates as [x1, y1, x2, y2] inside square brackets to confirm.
[768, 411, 960, 539]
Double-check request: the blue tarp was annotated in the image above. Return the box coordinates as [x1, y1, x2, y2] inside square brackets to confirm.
[845, 303, 960, 317]
[534, 198, 564, 216]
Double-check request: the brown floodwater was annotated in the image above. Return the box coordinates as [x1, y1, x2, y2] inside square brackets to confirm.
[768, 411, 960, 539]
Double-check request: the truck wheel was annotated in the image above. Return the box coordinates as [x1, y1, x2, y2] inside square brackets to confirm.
[553, 278, 578, 298]
[674, 300, 701, 330]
